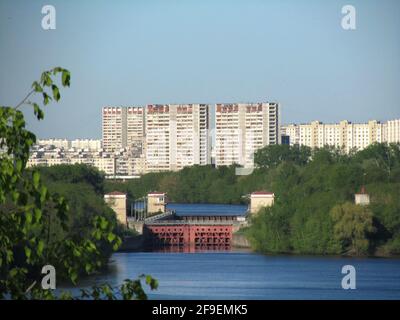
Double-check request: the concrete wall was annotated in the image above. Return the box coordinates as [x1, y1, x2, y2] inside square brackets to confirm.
[147, 194, 166, 214]
[232, 233, 251, 248]
[104, 194, 127, 226]
[355, 193, 370, 206]
[128, 220, 144, 234]
[250, 196, 274, 213]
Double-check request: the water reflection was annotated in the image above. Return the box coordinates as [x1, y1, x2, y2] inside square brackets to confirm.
[147, 244, 231, 253]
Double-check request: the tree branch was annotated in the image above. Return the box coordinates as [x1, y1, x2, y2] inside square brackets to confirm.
[14, 89, 35, 110]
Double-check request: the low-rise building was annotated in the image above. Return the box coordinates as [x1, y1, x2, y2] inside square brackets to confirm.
[249, 191, 275, 213]
[355, 187, 370, 206]
[104, 191, 127, 226]
[147, 192, 167, 215]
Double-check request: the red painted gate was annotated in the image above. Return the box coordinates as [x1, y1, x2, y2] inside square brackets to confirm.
[144, 224, 232, 248]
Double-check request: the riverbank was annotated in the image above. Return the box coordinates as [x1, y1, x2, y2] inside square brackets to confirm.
[118, 233, 400, 259]
[118, 235, 145, 252]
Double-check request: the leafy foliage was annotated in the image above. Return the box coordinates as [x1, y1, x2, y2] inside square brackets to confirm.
[0, 68, 155, 299]
[247, 144, 400, 256]
[106, 143, 400, 256]
[330, 202, 375, 255]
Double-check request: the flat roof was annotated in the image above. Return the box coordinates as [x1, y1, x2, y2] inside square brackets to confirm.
[105, 191, 126, 196]
[167, 203, 247, 217]
[251, 191, 274, 195]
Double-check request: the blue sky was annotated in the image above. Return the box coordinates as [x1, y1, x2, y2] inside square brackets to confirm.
[0, 0, 399, 139]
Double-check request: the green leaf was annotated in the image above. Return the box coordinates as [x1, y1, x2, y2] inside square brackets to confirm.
[100, 217, 108, 230]
[52, 67, 63, 74]
[25, 211, 32, 224]
[41, 71, 53, 87]
[40, 185, 48, 203]
[42, 92, 52, 105]
[25, 247, 31, 259]
[62, 70, 71, 87]
[85, 264, 92, 273]
[33, 103, 44, 120]
[70, 271, 78, 284]
[32, 81, 43, 92]
[52, 85, 60, 101]
[107, 233, 116, 243]
[34, 208, 42, 221]
[16, 159, 23, 172]
[11, 190, 19, 202]
[37, 240, 44, 255]
[73, 248, 81, 257]
[33, 171, 40, 189]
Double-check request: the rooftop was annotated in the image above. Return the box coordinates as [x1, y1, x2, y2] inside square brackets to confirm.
[251, 191, 274, 196]
[148, 191, 166, 196]
[168, 203, 247, 217]
[105, 191, 126, 196]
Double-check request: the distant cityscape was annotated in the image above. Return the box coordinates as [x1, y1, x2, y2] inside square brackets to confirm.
[27, 103, 400, 178]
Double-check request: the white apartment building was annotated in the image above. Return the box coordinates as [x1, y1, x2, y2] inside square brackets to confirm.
[102, 107, 125, 151]
[93, 156, 115, 176]
[215, 102, 279, 167]
[387, 119, 400, 143]
[281, 119, 399, 152]
[36, 139, 101, 152]
[281, 124, 299, 145]
[70, 139, 101, 151]
[145, 104, 210, 172]
[102, 106, 145, 153]
[37, 139, 70, 149]
[126, 107, 145, 155]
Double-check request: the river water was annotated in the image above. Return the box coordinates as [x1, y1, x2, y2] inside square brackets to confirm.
[68, 204, 400, 300]
[73, 250, 399, 300]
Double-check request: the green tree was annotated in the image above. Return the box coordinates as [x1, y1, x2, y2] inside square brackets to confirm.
[0, 68, 156, 299]
[330, 202, 375, 255]
[254, 144, 311, 169]
[246, 206, 291, 253]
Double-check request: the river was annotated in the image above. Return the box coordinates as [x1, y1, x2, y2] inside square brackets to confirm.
[66, 204, 400, 300]
[69, 250, 399, 300]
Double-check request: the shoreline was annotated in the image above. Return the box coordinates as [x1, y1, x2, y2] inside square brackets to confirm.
[118, 235, 400, 259]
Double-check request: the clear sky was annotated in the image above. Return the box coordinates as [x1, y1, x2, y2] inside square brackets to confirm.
[0, 0, 399, 139]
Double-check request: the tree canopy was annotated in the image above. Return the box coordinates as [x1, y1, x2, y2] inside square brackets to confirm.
[106, 143, 400, 256]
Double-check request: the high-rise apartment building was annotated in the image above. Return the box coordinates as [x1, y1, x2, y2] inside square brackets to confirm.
[102, 106, 145, 152]
[126, 107, 145, 155]
[215, 102, 279, 167]
[145, 104, 210, 172]
[102, 107, 125, 151]
[281, 119, 399, 152]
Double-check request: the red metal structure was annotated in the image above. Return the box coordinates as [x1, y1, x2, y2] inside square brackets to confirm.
[144, 224, 233, 249]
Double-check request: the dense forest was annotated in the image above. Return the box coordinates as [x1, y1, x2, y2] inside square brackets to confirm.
[105, 143, 400, 256]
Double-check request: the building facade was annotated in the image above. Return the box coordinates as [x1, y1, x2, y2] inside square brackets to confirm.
[102, 107, 125, 151]
[387, 119, 400, 143]
[145, 104, 210, 172]
[104, 191, 127, 226]
[215, 102, 279, 167]
[249, 191, 275, 214]
[281, 119, 399, 152]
